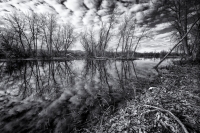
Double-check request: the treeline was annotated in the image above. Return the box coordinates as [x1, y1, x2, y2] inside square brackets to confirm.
[0, 12, 76, 59]
[80, 11, 150, 59]
[134, 51, 181, 58]
[1, 0, 200, 61]
[0, 8, 151, 60]
[104, 51, 180, 59]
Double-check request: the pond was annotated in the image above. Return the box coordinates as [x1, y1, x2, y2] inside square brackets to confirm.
[0, 58, 173, 133]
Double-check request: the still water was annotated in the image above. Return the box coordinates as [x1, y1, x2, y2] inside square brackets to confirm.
[0, 58, 173, 132]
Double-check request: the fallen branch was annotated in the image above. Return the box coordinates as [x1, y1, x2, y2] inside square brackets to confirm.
[142, 104, 189, 133]
[154, 17, 200, 68]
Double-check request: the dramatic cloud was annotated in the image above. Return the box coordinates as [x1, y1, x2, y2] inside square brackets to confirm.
[130, 3, 149, 13]
[154, 32, 173, 40]
[116, 2, 128, 13]
[82, 9, 97, 25]
[0, 0, 173, 52]
[64, 0, 86, 12]
[101, 0, 115, 9]
[153, 22, 172, 35]
[35, 3, 55, 13]
[84, 0, 97, 9]
[137, 39, 172, 52]
[135, 11, 144, 22]
[44, 0, 67, 13]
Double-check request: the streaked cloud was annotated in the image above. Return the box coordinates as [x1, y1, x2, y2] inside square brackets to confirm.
[0, 0, 173, 52]
[83, 9, 97, 25]
[64, 0, 86, 12]
[84, 0, 96, 9]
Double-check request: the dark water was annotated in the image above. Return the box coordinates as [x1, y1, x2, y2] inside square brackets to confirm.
[0, 58, 173, 133]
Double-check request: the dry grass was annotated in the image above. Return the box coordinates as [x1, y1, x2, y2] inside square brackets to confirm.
[84, 64, 200, 133]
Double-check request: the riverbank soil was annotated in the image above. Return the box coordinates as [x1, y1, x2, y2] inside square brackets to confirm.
[85, 63, 200, 133]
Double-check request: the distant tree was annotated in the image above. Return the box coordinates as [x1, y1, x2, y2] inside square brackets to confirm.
[62, 24, 76, 56]
[53, 24, 76, 57]
[25, 13, 41, 57]
[40, 13, 57, 57]
[116, 14, 150, 58]
[0, 12, 76, 59]
[116, 14, 136, 58]
[1, 13, 30, 58]
[81, 29, 97, 57]
[81, 12, 116, 58]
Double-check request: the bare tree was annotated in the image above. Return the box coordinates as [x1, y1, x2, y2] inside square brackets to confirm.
[52, 24, 76, 57]
[25, 13, 41, 57]
[0, 29, 17, 58]
[116, 14, 150, 59]
[1, 12, 77, 59]
[132, 27, 151, 57]
[155, 0, 200, 59]
[97, 13, 116, 57]
[40, 13, 57, 57]
[154, 17, 200, 68]
[116, 15, 137, 58]
[81, 13, 116, 58]
[81, 29, 97, 57]
[189, 0, 200, 60]
[61, 24, 76, 56]
[1, 13, 31, 58]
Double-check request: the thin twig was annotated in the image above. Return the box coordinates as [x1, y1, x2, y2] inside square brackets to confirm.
[142, 104, 189, 133]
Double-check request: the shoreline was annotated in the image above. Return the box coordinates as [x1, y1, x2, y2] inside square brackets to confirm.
[0, 56, 181, 62]
[0, 57, 138, 62]
[84, 63, 200, 133]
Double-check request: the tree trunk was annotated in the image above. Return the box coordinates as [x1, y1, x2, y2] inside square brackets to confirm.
[195, 22, 200, 61]
[154, 17, 200, 68]
[183, 0, 190, 56]
[182, 37, 190, 55]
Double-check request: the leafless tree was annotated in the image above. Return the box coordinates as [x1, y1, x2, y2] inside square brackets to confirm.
[116, 14, 150, 59]
[1, 12, 43, 58]
[0, 29, 18, 57]
[59, 24, 76, 56]
[2, 13, 27, 54]
[81, 29, 97, 57]
[25, 13, 41, 57]
[189, 0, 200, 60]
[155, 0, 200, 59]
[0, 13, 33, 58]
[81, 14, 116, 58]
[97, 14, 116, 57]
[1, 12, 76, 59]
[39, 14, 76, 58]
[40, 13, 57, 58]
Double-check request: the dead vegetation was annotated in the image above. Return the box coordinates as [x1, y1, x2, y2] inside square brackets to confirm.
[84, 63, 200, 133]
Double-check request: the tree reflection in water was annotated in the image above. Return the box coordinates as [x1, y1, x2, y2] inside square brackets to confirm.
[0, 59, 157, 133]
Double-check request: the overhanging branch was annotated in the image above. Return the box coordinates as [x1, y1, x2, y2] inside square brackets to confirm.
[154, 17, 200, 69]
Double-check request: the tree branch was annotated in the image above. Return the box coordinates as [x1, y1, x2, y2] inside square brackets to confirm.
[154, 17, 200, 68]
[143, 104, 189, 133]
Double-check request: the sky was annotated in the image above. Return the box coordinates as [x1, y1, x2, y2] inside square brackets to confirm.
[0, 0, 174, 52]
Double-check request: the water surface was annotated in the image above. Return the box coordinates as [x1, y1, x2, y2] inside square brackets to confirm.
[0, 58, 173, 132]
